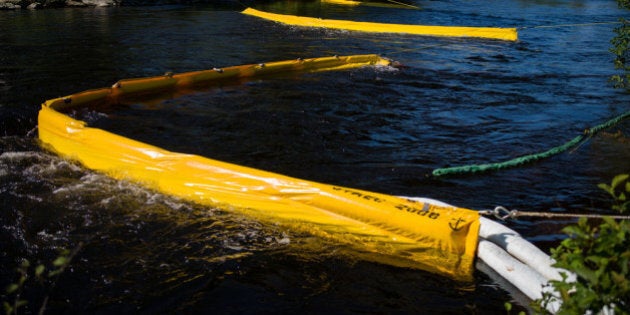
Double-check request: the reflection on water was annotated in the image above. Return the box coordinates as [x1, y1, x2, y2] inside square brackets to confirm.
[1, 0, 629, 313]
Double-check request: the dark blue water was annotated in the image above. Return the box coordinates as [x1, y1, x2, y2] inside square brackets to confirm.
[1, 1, 629, 313]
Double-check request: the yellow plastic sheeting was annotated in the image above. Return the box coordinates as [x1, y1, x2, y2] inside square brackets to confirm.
[242, 8, 517, 41]
[323, 0, 362, 6]
[322, 0, 420, 10]
[38, 55, 480, 281]
[108, 54, 392, 100]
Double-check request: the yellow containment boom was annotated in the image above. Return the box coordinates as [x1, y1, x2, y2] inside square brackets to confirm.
[38, 55, 480, 281]
[242, 8, 517, 41]
[322, 0, 362, 6]
[322, 0, 421, 10]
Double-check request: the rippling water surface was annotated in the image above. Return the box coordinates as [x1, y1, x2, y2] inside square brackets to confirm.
[1, 0, 629, 313]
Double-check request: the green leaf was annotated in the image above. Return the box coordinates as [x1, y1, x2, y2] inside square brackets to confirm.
[6, 283, 19, 294]
[563, 225, 587, 237]
[598, 183, 613, 195]
[52, 256, 69, 267]
[35, 264, 45, 278]
[3, 302, 13, 315]
[17, 275, 26, 286]
[612, 174, 629, 190]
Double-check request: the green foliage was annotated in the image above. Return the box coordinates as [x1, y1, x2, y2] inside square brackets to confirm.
[504, 301, 526, 315]
[2, 246, 80, 315]
[535, 175, 630, 314]
[2, 260, 30, 315]
[598, 174, 630, 213]
[610, 1, 630, 89]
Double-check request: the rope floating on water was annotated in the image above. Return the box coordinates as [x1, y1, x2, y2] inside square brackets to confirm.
[433, 110, 630, 177]
[383, 0, 420, 10]
[481, 206, 630, 221]
[519, 21, 622, 30]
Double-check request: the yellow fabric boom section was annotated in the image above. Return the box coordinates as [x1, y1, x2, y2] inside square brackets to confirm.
[322, 0, 420, 10]
[242, 8, 517, 41]
[38, 55, 480, 281]
[323, 0, 362, 6]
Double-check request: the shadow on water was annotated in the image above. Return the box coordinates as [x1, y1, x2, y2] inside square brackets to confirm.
[1, 0, 629, 313]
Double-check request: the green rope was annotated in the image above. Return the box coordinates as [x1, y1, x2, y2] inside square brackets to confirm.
[432, 111, 630, 177]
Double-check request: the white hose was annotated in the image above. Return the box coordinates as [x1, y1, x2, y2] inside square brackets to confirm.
[401, 196, 571, 314]
[477, 239, 549, 300]
[479, 217, 572, 282]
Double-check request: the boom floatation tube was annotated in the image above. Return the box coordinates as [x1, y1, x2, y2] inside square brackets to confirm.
[321, 0, 420, 10]
[322, 0, 362, 6]
[241, 8, 518, 41]
[38, 54, 480, 281]
[38, 55, 571, 312]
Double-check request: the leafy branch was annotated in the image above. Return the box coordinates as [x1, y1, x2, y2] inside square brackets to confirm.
[610, 0, 630, 89]
[3, 243, 82, 315]
[535, 175, 630, 314]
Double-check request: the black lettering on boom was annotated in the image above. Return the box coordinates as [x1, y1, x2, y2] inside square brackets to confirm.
[394, 203, 440, 220]
[332, 187, 384, 203]
[332, 187, 439, 218]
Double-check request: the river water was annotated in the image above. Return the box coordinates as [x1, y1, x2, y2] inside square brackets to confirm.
[1, 0, 629, 313]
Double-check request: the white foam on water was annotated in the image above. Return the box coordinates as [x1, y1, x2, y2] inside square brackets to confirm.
[2, 148, 295, 267]
[374, 63, 401, 73]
